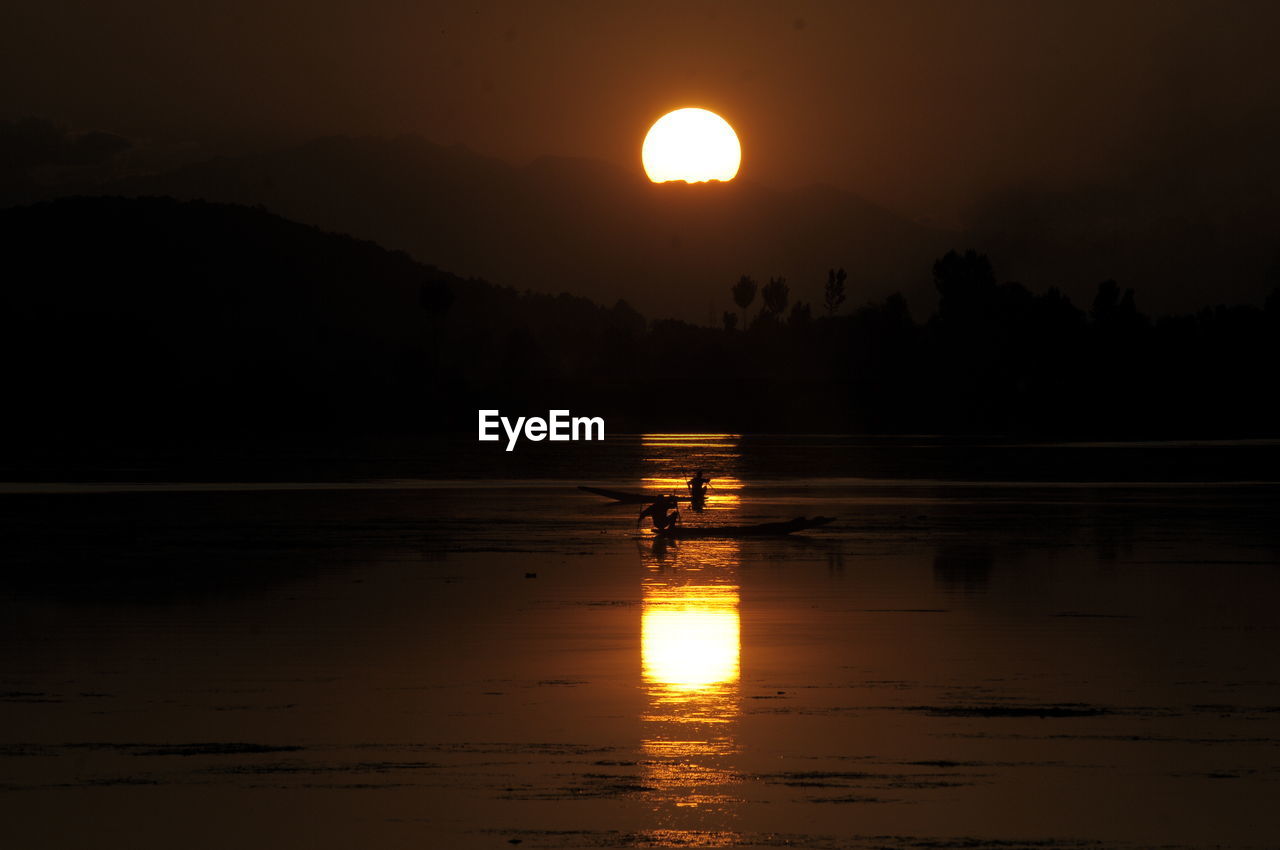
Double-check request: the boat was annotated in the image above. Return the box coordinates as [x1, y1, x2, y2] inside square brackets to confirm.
[654, 516, 836, 539]
[579, 485, 700, 504]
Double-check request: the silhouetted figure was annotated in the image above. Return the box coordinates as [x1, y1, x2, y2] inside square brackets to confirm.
[637, 495, 681, 531]
[687, 470, 711, 505]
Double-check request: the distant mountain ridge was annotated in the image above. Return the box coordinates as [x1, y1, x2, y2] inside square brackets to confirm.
[94, 135, 954, 320]
[4, 130, 1276, 318]
[0, 195, 648, 443]
[4, 195, 1276, 457]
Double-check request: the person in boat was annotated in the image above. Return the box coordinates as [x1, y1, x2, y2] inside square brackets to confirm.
[637, 495, 681, 531]
[687, 470, 711, 504]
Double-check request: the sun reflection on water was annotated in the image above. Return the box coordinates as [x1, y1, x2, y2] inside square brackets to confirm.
[642, 588, 738, 692]
[640, 476, 742, 510]
[639, 537, 742, 840]
[641, 433, 743, 511]
[641, 433, 742, 448]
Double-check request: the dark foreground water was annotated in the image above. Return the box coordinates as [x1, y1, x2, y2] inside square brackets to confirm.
[3, 435, 1279, 848]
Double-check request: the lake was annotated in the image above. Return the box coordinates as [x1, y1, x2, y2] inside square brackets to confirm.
[2, 435, 1279, 848]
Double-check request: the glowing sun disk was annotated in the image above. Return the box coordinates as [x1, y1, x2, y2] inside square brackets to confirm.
[642, 108, 741, 184]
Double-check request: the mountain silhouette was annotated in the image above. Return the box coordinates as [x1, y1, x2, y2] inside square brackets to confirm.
[4, 196, 1277, 464]
[84, 135, 954, 320]
[6, 130, 1277, 319]
[0, 195, 688, 450]
[0, 196, 461, 444]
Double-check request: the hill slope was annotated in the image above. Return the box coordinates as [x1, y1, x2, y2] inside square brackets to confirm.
[1, 196, 462, 436]
[99, 136, 953, 320]
[0, 195, 676, 448]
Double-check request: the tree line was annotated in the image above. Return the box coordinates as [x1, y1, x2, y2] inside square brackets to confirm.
[3, 196, 1277, 446]
[698, 249, 1280, 434]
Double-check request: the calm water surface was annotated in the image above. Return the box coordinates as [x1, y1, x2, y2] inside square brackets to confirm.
[2, 435, 1279, 848]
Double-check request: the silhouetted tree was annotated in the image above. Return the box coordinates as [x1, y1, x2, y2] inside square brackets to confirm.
[1090, 279, 1122, 323]
[788, 300, 812, 328]
[1118, 289, 1139, 319]
[8, 197, 1280, 442]
[731, 275, 757, 327]
[933, 249, 996, 321]
[824, 267, 847, 315]
[1091, 279, 1146, 331]
[762, 276, 790, 316]
[883, 292, 912, 327]
[609, 298, 647, 338]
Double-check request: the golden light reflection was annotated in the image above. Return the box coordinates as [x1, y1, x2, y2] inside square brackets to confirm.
[643, 586, 739, 692]
[639, 538, 742, 837]
[642, 433, 741, 449]
[641, 476, 742, 510]
[641, 434, 743, 511]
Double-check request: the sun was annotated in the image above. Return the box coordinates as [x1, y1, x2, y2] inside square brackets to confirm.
[642, 108, 741, 184]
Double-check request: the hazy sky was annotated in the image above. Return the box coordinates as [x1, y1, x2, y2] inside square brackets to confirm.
[3, 0, 1278, 223]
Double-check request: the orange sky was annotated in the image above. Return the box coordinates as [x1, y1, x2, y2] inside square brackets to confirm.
[3, 0, 1278, 225]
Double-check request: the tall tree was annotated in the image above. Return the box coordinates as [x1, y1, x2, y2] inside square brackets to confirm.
[731, 274, 758, 327]
[933, 249, 996, 322]
[824, 267, 847, 316]
[762, 276, 790, 316]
